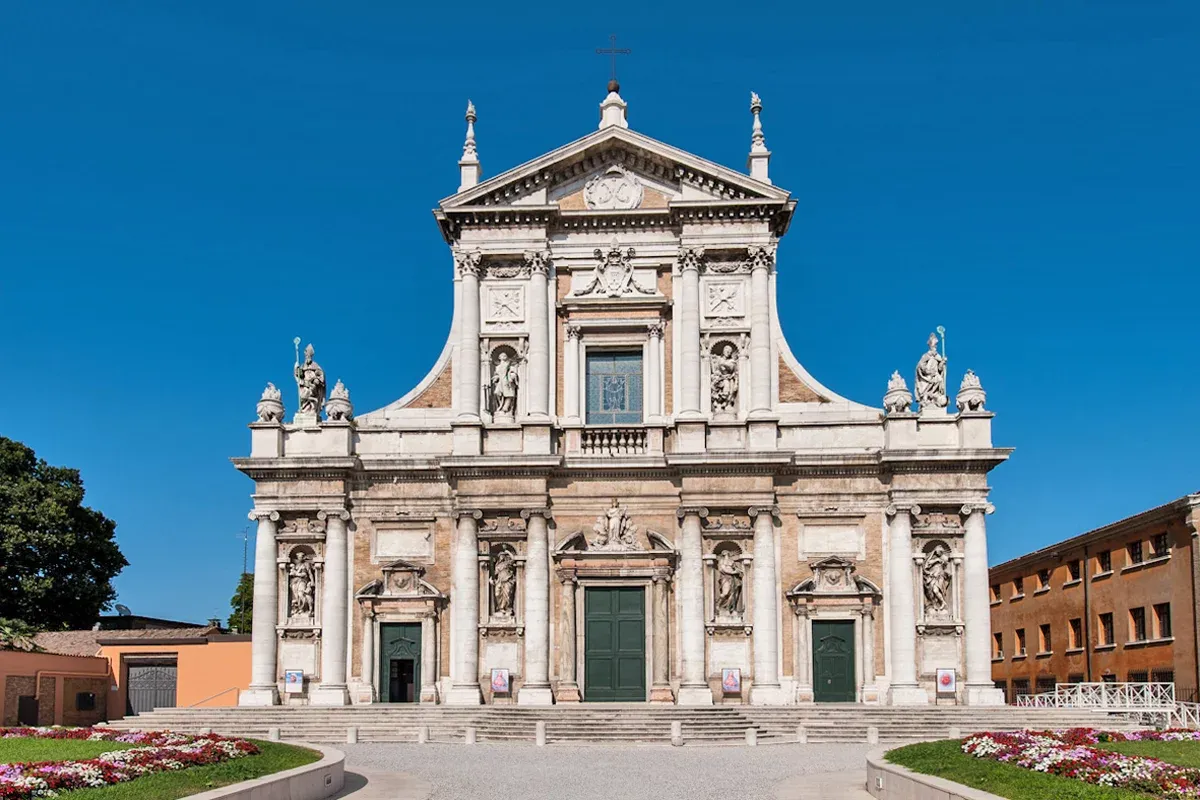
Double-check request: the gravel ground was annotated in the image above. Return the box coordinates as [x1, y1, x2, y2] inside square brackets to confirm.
[342, 742, 874, 800]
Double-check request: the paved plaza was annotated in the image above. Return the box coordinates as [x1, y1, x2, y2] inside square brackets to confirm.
[335, 742, 874, 799]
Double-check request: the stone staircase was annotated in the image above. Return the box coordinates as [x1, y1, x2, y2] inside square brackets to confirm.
[106, 705, 1140, 745]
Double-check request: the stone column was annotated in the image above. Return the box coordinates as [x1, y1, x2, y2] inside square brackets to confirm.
[650, 575, 673, 703]
[242, 510, 280, 706]
[359, 609, 375, 702]
[749, 506, 786, 704]
[447, 510, 483, 705]
[677, 507, 713, 705]
[564, 325, 582, 422]
[519, 509, 553, 705]
[793, 605, 813, 703]
[456, 251, 482, 420]
[646, 323, 664, 420]
[526, 251, 550, 419]
[420, 615, 439, 703]
[860, 605, 879, 703]
[555, 575, 581, 702]
[962, 503, 1005, 705]
[748, 246, 773, 416]
[311, 509, 350, 705]
[886, 504, 928, 705]
[678, 250, 702, 416]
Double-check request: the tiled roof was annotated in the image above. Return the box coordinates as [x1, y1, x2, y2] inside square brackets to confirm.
[36, 626, 219, 656]
[34, 631, 103, 656]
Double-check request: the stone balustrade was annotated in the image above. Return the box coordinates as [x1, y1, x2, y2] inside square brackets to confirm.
[563, 425, 664, 457]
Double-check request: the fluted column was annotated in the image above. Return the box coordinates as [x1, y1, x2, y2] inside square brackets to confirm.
[242, 509, 280, 706]
[447, 509, 483, 705]
[677, 507, 713, 705]
[887, 504, 928, 705]
[455, 250, 482, 420]
[963, 503, 1005, 705]
[311, 509, 350, 705]
[526, 251, 550, 419]
[519, 509, 553, 705]
[555, 575, 581, 702]
[678, 249, 703, 416]
[747, 245, 774, 416]
[749, 506, 786, 704]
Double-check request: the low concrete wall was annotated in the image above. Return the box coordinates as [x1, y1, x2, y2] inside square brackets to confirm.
[187, 744, 344, 800]
[866, 747, 1003, 800]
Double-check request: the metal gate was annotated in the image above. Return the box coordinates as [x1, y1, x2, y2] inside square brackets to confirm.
[126, 663, 177, 715]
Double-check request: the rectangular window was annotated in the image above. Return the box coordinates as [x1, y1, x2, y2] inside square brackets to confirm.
[1068, 560, 1082, 581]
[1152, 669, 1175, 687]
[1128, 670, 1149, 683]
[1097, 550, 1112, 573]
[1068, 673, 1086, 684]
[585, 351, 643, 425]
[1128, 541, 1144, 565]
[1012, 678, 1031, 698]
[1102, 674, 1117, 683]
[993, 632, 1003, 658]
[1039, 623, 1052, 653]
[1069, 618, 1083, 649]
[1013, 577, 1024, 596]
[1016, 628, 1027, 655]
[1099, 612, 1114, 645]
[1152, 533, 1170, 558]
[1154, 603, 1172, 638]
[1036, 676, 1056, 694]
[990, 583, 1001, 602]
[1037, 569, 1051, 591]
[1130, 607, 1147, 641]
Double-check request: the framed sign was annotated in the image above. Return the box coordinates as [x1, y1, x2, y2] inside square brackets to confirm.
[283, 670, 304, 694]
[491, 668, 511, 695]
[721, 668, 741, 694]
[936, 668, 957, 695]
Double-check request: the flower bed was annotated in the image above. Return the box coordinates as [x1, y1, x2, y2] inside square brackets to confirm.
[0, 726, 258, 798]
[962, 728, 1200, 798]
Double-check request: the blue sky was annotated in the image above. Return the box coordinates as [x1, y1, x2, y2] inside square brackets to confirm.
[2, 2, 1196, 624]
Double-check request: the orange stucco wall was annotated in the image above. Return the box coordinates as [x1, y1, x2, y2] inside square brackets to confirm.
[101, 639, 252, 719]
[0, 651, 111, 726]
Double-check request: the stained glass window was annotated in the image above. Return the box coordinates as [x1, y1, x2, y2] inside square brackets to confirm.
[586, 351, 643, 425]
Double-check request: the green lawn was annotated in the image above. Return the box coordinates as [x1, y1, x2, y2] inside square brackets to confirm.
[0, 737, 320, 800]
[1102, 740, 1200, 769]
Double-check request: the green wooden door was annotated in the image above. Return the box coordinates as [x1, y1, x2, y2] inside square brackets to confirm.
[584, 587, 646, 701]
[379, 623, 421, 703]
[812, 620, 856, 703]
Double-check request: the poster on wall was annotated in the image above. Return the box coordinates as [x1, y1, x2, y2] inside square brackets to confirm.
[491, 668, 511, 695]
[283, 670, 304, 694]
[936, 668, 957, 695]
[721, 668, 741, 694]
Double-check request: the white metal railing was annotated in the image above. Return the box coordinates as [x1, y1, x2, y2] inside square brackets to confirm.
[580, 427, 648, 456]
[1015, 682, 1176, 710]
[1171, 702, 1200, 729]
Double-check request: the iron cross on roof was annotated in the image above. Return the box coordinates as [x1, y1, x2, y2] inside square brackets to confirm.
[596, 34, 631, 87]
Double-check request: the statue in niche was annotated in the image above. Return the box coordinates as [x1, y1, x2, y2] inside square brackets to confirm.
[914, 333, 947, 412]
[715, 550, 744, 619]
[589, 499, 641, 550]
[922, 545, 952, 616]
[492, 551, 517, 617]
[287, 551, 316, 620]
[710, 344, 739, 414]
[294, 342, 326, 417]
[491, 351, 519, 418]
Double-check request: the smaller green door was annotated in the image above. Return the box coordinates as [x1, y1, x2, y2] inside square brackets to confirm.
[584, 587, 646, 701]
[379, 623, 421, 703]
[812, 620, 856, 703]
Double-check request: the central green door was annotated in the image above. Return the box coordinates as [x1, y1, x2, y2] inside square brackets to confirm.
[812, 620, 856, 703]
[584, 587, 646, 701]
[379, 623, 421, 703]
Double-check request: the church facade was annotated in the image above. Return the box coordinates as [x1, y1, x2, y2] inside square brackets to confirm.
[236, 85, 1008, 707]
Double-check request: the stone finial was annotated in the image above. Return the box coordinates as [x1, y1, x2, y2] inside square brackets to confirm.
[882, 371, 913, 415]
[747, 91, 771, 184]
[599, 85, 628, 130]
[326, 379, 354, 422]
[955, 369, 987, 412]
[256, 382, 285, 423]
[459, 100, 481, 191]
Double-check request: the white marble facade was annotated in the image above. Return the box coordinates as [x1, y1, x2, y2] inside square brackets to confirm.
[236, 86, 1007, 707]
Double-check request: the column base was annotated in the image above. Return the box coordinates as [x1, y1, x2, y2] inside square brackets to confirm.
[239, 686, 279, 706]
[747, 419, 778, 450]
[351, 682, 376, 705]
[420, 684, 439, 704]
[451, 420, 483, 456]
[965, 684, 1006, 706]
[554, 684, 582, 703]
[795, 684, 815, 704]
[650, 686, 675, 704]
[517, 685, 554, 706]
[749, 683, 791, 705]
[889, 684, 931, 706]
[860, 683, 882, 704]
[677, 684, 714, 706]
[444, 683, 483, 705]
[309, 684, 350, 706]
[520, 422, 552, 455]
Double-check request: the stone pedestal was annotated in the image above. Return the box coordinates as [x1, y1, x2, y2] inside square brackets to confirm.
[309, 684, 350, 706]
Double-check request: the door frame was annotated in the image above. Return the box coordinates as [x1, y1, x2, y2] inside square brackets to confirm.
[123, 656, 178, 715]
[811, 618, 857, 703]
[574, 579, 653, 702]
[377, 622, 422, 703]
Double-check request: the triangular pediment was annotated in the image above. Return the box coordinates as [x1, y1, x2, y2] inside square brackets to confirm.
[440, 126, 791, 211]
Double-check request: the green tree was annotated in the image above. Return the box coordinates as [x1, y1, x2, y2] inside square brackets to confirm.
[228, 572, 253, 633]
[0, 437, 127, 629]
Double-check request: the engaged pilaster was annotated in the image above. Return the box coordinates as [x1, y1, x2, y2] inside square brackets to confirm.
[555, 575, 582, 702]
[311, 509, 350, 706]
[525, 251, 551, 420]
[446, 509, 483, 705]
[886, 503, 929, 705]
[650, 575, 674, 703]
[749, 505, 787, 704]
[518, 509, 553, 705]
[677, 506, 713, 705]
[678, 249, 703, 417]
[242, 509, 280, 706]
[453, 250, 484, 454]
[962, 503, 1005, 705]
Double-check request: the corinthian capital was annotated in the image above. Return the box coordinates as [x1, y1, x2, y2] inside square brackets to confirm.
[524, 249, 552, 276]
[747, 244, 777, 272]
[453, 248, 482, 279]
[678, 247, 706, 273]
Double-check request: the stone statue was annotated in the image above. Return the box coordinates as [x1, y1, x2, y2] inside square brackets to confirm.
[256, 382, 285, 423]
[491, 352, 519, 418]
[956, 369, 987, 412]
[294, 343, 326, 418]
[287, 551, 316, 620]
[590, 499, 641, 551]
[922, 545, 951, 615]
[325, 379, 353, 421]
[715, 550, 744, 619]
[914, 333, 947, 413]
[882, 371, 913, 415]
[492, 551, 517, 617]
[710, 344, 739, 414]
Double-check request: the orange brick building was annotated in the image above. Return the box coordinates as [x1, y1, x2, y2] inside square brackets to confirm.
[990, 493, 1200, 702]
